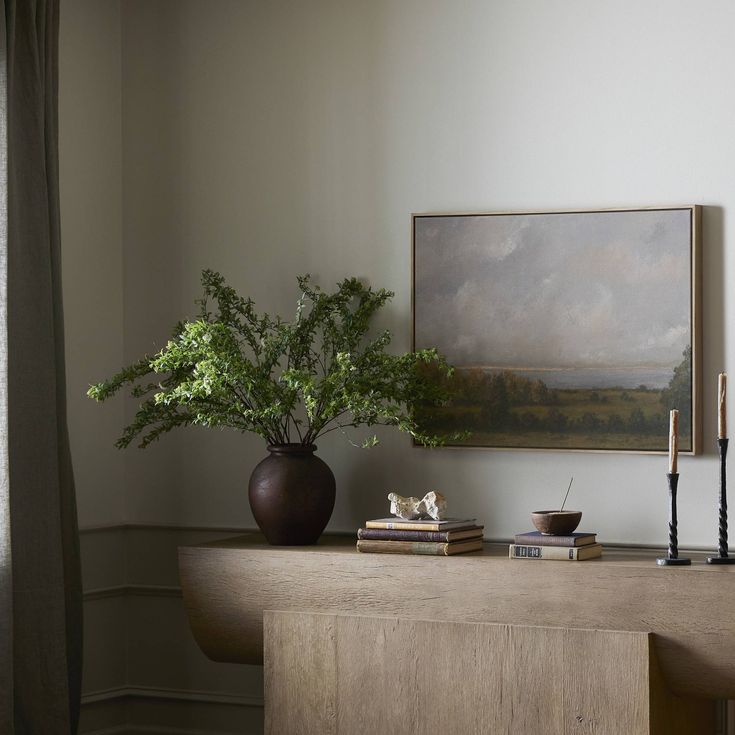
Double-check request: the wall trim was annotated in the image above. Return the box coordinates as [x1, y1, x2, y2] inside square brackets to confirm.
[85, 727, 248, 735]
[91, 728, 248, 735]
[79, 523, 256, 534]
[83, 584, 182, 601]
[82, 685, 263, 708]
[125, 729, 247, 735]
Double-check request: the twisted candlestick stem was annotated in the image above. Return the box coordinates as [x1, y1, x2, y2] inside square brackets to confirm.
[719, 438, 729, 558]
[667, 472, 679, 559]
[658, 472, 689, 566]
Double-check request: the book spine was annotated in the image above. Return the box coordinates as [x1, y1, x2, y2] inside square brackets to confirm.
[508, 544, 600, 561]
[359, 528, 449, 542]
[365, 519, 476, 531]
[513, 535, 595, 547]
[357, 528, 480, 542]
[356, 540, 449, 555]
[365, 521, 443, 532]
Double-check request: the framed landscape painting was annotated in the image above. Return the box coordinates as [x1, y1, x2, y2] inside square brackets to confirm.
[412, 207, 701, 453]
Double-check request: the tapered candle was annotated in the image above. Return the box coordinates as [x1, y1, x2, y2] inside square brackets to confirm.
[669, 409, 679, 474]
[719, 373, 728, 439]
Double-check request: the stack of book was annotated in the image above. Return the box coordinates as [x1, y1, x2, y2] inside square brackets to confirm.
[356, 517, 484, 556]
[508, 531, 602, 561]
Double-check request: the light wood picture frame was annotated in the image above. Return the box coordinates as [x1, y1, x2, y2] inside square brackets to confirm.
[412, 206, 702, 453]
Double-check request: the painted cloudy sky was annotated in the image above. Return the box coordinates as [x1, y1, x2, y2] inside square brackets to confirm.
[414, 209, 692, 369]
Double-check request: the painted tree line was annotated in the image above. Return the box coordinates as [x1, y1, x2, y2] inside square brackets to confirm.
[420, 347, 692, 437]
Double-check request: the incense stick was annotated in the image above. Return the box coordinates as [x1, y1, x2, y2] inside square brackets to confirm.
[560, 477, 574, 512]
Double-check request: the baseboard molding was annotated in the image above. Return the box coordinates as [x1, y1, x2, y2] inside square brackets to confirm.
[93, 728, 247, 735]
[82, 685, 263, 708]
[126, 729, 247, 735]
[84, 725, 251, 735]
[84, 584, 183, 601]
[80, 685, 264, 735]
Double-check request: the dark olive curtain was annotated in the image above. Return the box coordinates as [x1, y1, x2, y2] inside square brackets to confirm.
[0, 0, 83, 732]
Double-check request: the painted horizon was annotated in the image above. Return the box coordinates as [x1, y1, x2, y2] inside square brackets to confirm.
[413, 208, 698, 451]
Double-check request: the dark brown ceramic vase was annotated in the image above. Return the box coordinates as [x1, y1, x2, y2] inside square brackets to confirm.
[248, 444, 336, 545]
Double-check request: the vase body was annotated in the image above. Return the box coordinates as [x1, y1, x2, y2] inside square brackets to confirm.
[248, 444, 336, 545]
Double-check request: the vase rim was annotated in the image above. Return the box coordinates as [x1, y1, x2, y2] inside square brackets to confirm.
[267, 443, 317, 454]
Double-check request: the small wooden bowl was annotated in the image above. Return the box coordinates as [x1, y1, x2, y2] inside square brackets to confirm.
[531, 510, 582, 535]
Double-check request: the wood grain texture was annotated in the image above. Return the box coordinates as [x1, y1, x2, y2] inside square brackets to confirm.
[179, 534, 735, 699]
[264, 611, 715, 735]
[264, 610, 336, 735]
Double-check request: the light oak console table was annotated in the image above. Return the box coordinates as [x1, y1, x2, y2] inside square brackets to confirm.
[179, 534, 735, 734]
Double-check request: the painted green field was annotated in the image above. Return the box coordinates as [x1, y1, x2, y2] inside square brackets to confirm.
[417, 351, 692, 451]
[419, 385, 691, 451]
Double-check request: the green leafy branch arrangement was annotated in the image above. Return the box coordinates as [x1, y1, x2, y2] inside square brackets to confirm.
[88, 270, 456, 449]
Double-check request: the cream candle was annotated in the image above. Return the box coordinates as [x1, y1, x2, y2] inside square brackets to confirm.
[669, 409, 679, 474]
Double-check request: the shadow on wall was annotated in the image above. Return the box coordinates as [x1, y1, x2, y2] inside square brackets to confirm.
[702, 205, 725, 458]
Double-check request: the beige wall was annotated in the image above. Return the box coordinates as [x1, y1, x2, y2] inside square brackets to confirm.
[60, 0, 125, 527]
[120, 0, 735, 547]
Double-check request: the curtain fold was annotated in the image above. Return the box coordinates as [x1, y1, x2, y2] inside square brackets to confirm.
[0, 0, 83, 732]
[0, 0, 10, 730]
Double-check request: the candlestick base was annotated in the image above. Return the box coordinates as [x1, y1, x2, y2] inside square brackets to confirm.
[656, 557, 691, 566]
[706, 555, 735, 565]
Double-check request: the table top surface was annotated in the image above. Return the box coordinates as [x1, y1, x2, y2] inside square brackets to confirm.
[184, 531, 733, 571]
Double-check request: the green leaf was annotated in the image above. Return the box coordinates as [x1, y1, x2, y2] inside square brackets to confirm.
[89, 270, 458, 449]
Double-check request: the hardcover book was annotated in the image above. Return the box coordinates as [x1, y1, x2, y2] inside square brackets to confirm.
[508, 543, 603, 561]
[513, 531, 596, 547]
[357, 526, 484, 543]
[364, 518, 477, 532]
[356, 539, 483, 556]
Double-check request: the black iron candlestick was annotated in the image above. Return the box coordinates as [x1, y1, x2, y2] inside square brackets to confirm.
[657, 473, 691, 566]
[707, 437, 735, 564]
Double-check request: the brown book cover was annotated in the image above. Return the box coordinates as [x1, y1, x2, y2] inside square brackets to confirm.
[513, 531, 597, 547]
[356, 539, 484, 556]
[357, 526, 484, 543]
[508, 543, 603, 561]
